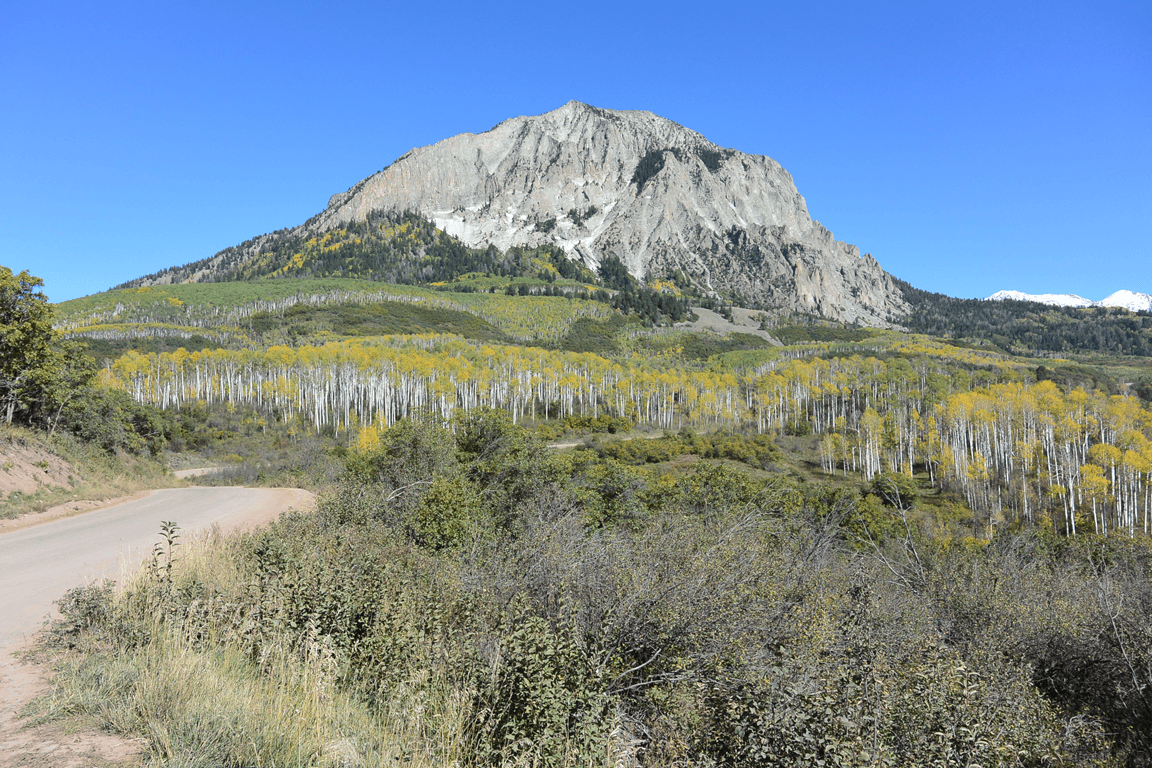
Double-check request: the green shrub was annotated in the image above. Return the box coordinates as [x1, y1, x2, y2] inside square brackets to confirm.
[561, 413, 632, 434]
[674, 463, 762, 518]
[702, 430, 781, 468]
[50, 580, 116, 645]
[597, 429, 780, 470]
[783, 417, 812, 436]
[703, 647, 1068, 767]
[407, 473, 484, 549]
[472, 610, 611, 766]
[59, 386, 172, 454]
[346, 417, 456, 491]
[577, 458, 648, 529]
[869, 471, 919, 509]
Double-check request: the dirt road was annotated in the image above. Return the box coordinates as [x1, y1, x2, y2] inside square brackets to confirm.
[0, 486, 312, 647]
[0, 486, 314, 767]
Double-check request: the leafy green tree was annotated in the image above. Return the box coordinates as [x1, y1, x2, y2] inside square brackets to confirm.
[578, 458, 648, 529]
[346, 417, 457, 490]
[31, 339, 98, 435]
[58, 386, 171, 454]
[870, 470, 918, 510]
[454, 406, 516, 460]
[0, 266, 57, 424]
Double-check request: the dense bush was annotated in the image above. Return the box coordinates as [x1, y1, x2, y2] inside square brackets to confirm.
[869, 471, 919, 509]
[561, 413, 632, 434]
[596, 428, 781, 470]
[57, 385, 173, 454]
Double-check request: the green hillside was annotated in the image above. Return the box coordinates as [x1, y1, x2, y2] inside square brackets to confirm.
[55, 278, 618, 351]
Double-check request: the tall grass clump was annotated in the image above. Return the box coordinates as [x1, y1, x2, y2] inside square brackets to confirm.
[33, 528, 477, 768]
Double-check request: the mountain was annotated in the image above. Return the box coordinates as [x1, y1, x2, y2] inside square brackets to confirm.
[122, 101, 908, 327]
[986, 289, 1152, 311]
[1097, 290, 1152, 312]
[985, 290, 1093, 308]
[899, 279, 1152, 357]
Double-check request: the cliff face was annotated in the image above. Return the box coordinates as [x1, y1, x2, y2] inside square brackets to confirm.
[315, 101, 905, 325]
[128, 101, 908, 325]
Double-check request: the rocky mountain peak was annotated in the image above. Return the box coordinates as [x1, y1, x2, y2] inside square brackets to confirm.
[128, 102, 910, 326]
[311, 102, 907, 325]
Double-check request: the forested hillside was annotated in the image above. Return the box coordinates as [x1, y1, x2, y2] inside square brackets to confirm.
[898, 278, 1152, 356]
[120, 212, 591, 287]
[111, 210, 692, 328]
[98, 331, 1152, 539]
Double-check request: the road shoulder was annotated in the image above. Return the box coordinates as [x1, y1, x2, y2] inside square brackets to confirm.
[0, 639, 145, 768]
[0, 491, 156, 536]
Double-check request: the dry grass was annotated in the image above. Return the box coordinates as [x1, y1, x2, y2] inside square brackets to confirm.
[28, 531, 478, 768]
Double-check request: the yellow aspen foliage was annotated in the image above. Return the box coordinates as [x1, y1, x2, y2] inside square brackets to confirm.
[355, 425, 381, 453]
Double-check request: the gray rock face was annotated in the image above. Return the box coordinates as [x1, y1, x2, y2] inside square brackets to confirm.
[124, 102, 908, 326]
[314, 101, 907, 325]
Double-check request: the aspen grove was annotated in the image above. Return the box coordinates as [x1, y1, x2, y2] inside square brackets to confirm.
[102, 334, 1152, 537]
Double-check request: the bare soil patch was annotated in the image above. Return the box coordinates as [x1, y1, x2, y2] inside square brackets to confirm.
[0, 639, 144, 768]
[0, 437, 77, 500]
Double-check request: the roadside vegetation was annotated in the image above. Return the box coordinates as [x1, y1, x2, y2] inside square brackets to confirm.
[0, 423, 170, 519]
[34, 411, 1152, 766]
[1, 266, 178, 514]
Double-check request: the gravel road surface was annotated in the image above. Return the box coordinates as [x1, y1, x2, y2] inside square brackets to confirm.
[0, 486, 313, 766]
[0, 486, 312, 646]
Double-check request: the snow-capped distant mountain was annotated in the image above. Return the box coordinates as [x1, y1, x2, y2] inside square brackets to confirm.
[985, 289, 1152, 311]
[1096, 290, 1152, 312]
[985, 290, 1093, 307]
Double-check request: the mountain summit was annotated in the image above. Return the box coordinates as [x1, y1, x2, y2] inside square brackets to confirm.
[986, 289, 1152, 311]
[128, 102, 908, 325]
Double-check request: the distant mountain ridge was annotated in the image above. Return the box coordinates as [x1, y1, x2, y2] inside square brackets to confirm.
[987, 289, 1152, 312]
[120, 101, 909, 327]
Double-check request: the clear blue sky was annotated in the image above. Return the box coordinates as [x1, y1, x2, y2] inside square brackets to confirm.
[2, 0, 1148, 304]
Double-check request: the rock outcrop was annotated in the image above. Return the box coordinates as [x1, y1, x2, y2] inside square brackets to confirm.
[315, 101, 905, 325]
[130, 101, 909, 325]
